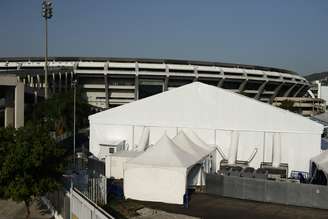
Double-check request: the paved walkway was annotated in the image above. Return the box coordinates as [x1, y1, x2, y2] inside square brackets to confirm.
[0, 199, 53, 219]
[137, 193, 328, 219]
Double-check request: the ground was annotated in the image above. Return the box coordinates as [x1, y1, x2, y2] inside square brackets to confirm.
[0, 199, 52, 219]
[132, 193, 328, 219]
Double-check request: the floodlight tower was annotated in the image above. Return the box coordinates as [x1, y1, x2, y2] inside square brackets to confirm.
[42, 0, 53, 99]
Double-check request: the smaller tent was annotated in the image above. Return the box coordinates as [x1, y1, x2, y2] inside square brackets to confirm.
[105, 151, 142, 179]
[173, 131, 215, 186]
[310, 151, 328, 185]
[124, 134, 197, 204]
[173, 131, 213, 159]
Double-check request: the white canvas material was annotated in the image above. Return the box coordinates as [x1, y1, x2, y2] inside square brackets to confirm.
[89, 82, 323, 180]
[311, 150, 328, 178]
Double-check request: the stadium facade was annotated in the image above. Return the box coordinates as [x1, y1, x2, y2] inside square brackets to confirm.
[0, 57, 310, 109]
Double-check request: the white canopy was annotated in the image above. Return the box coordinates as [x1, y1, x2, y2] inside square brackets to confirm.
[105, 151, 142, 179]
[124, 134, 206, 204]
[127, 134, 196, 168]
[90, 82, 323, 176]
[90, 82, 322, 134]
[173, 131, 213, 161]
[311, 151, 328, 176]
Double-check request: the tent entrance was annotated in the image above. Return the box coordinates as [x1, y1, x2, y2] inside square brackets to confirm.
[187, 163, 206, 191]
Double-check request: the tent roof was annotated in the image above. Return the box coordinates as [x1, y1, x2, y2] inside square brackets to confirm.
[89, 82, 323, 134]
[182, 128, 216, 150]
[173, 131, 211, 161]
[311, 151, 328, 174]
[110, 151, 143, 158]
[127, 134, 196, 168]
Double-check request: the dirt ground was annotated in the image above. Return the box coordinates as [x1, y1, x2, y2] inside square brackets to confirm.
[134, 193, 328, 219]
[0, 199, 52, 219]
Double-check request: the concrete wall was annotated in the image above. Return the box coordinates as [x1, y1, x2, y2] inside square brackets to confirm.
[206, 174, 328, 210]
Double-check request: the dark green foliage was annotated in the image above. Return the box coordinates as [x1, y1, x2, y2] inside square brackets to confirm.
[26, 89, 91, 136]
[304, 71, 328, 82]
[278, 99, 299, 113]
[0, 127, 15, 197]
[0, 123, 65, 218]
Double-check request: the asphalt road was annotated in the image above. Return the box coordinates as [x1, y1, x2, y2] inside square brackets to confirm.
[136, 193, 328, 219]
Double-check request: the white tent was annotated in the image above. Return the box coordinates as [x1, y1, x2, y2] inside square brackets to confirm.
[173, 131, 214, 186]
[124, 134, 198, 204]
[105, 151, 142, 179]
[89, 82, 323, 175]
[310, 151, 328, 180]
[173, 131, 213, 160]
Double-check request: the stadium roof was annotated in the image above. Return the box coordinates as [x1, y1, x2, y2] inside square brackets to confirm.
[0, 56, 298, 75]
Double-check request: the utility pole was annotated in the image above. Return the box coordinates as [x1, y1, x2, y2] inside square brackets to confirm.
[72, 80, 77, 169]
[42, 0, 53, 99]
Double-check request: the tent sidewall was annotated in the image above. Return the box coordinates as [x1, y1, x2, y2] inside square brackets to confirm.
[124, 164, 187, 204]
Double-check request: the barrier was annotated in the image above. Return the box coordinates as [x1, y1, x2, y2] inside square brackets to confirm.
[45, 190, 70, 219]
[71, 188, 115, 219]
[206, 174, 328, 210]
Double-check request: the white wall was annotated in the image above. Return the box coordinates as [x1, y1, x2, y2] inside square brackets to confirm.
[320, 86, 328, 104]
[124, 164, 187, 204]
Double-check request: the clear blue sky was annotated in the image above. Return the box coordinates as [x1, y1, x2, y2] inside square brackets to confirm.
[0, 0, 327, 75]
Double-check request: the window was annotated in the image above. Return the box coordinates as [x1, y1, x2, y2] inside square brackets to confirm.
[109, 147, 115, 154]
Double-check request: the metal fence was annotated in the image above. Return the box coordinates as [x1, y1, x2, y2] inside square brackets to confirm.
[71, 188, 114, 219]
[206, 174, 328, 210]
[87, 176, 107, 205]
[45, 190, 70, 219]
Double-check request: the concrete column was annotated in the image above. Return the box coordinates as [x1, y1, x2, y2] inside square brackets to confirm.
[58, 72, 62, 92]
[134, 76, 139, 100]
[65, 72, 68, 92]
[293, 84, 306, 97]
[4, 107, 14, 127]
[164, 76, 169, 91]
[15, 82, 24, 128]
[270, 83, 284, 104]
[218, 78, 225, 87]
[238, 79, 248, 93]
[255, 81, 268, 100]
[52, 73, 56, 94]
[4, 88, 14, 128]
[104, 74, 109, 108]
[70, 72, 74, 89]
[34, 90, 38, 104]
[30, 76, 34, 88]
[193, 67, 198, 82]
[283, 83, 296, 97]
[37, 74, 41, 88]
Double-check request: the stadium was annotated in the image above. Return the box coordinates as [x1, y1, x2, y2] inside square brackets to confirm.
[0, 57, 310, 109]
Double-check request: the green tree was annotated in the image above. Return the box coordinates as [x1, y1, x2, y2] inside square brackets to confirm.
[26, 89, 91, 136]
[0, 127, 15, 197]
[0, 123, 65, 219]
[278, 99, 298, 112]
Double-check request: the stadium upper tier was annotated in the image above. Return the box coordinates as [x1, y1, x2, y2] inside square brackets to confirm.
[0, 57, 310, 108]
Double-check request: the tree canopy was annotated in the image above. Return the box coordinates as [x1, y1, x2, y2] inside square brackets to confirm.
[278, 99, 299, 113]
[26, 89, 91, 136]
[0, 123, 65, 218]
